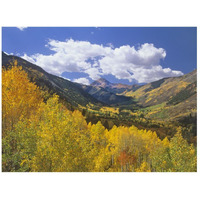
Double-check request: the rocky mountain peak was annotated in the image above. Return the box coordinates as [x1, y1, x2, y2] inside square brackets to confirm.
[91, 78, 112, 88]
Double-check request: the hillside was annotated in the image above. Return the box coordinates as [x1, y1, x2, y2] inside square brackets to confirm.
[123, 70, 197, 107]
[123, 70, 197, 123]
[2, 52, 103, 110]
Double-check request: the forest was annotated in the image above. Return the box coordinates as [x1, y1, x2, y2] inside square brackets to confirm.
[2, 63, 197, 172]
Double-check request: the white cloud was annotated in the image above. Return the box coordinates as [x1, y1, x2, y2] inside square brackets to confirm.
[22, 53, 36, 63]
[16, 27, 28, 31]
[21, 39, 183, 83]
[73, 77, 90, 85]
[97, 43, 181, 83]
[85, 67, 101, 80]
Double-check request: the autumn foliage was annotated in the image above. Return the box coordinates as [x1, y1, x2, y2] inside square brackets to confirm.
[2, 62, 42, 135]
[2, 64, 197, 172]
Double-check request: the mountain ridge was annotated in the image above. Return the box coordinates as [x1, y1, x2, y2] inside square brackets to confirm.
[80, 84, 133, 105]
[91, 78, 141, 94]
[2, 52, 104, 110]
[123, 69, 197, 107]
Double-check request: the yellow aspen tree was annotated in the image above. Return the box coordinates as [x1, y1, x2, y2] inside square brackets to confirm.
[2, 63, 42, 135]
[135, 161, 151, 172]
[2, 64, 43, 171]
[31, 95, 91, 172]
[169, 128, 197, 172]
[149, 137, 171, 172]
[87, 121, 106, 171]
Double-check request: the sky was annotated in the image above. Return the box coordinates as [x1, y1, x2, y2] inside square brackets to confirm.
[2, 27, 197, 85]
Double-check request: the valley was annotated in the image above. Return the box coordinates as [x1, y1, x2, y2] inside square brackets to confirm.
[2, 51, 197, 172]
[2, 52, 197, 143]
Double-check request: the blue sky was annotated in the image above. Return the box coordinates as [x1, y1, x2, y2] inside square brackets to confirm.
[2, 27, 197, 85]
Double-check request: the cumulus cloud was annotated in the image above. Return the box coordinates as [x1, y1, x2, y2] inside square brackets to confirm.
[85, 67, 101, 80]
[21, 39, 183, 83]
[73, 77, 90, 85]
[16, 27, 28, 31]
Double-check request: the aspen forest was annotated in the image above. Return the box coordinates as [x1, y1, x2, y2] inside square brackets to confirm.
[2, 63, 197, 172]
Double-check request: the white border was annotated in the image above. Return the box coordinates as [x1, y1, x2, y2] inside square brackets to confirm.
[0, 0, 199, 199]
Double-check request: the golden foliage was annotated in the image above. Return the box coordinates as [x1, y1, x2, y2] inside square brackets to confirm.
[2, 65, 197, 172]
[2, 63, 42, 135]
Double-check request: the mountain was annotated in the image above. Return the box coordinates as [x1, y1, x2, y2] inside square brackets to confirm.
[2, 52, 103, 110]
[81, 78, 139, 105]
[80, 84, 133, 105]
[123, 70, 197, 121]
[91, 78, 141, 94]
[123, 70, 197, 107]
[91, 78, 112, 88]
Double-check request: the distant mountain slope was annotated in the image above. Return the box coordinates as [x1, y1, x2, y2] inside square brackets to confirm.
[123, 70, 197, 107]
[123, 70, 197, 123]
[2, 52, 103, 110]
[80, 84, 133, 105]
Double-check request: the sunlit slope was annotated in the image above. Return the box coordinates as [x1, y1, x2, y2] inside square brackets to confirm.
[126, 70, 197, 122]
[124, 70, 197, 108]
